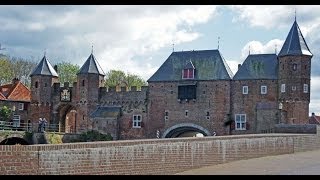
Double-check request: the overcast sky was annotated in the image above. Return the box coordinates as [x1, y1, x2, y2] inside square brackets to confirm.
[0, 5, 319, 115]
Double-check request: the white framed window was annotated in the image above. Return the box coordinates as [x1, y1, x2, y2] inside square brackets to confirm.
[303, 84, 308, 93]
[18, 103, 24, 110]
[242, 86, 248, 94]
[132, 115, 142, 128]
[261, 85, 267, 94]
[164, 110, 169, 121]
[281, 84, 285, 93]
[13, 115, 20, 127]
[235, 114, 246, 130]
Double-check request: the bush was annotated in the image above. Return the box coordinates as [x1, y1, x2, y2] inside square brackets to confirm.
[78, 130, 113, 142]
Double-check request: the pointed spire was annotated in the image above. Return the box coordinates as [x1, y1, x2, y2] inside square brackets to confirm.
[275, 44, 277, 54]
[44, 49, 46, 57]
[294, 8, 297, 22]
[218, 36, 220, 50]
[249, 45, 251, 55]
[278, 20, 312, 57]
[30, 55, 58, 77]
[78, 53, 105, 76]
[172, 43, 174, 52]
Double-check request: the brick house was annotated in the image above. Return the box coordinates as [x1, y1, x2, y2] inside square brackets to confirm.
[0, 78, 31, 127]
[309, 113, 320, 124]
[27, 19, 313, 140]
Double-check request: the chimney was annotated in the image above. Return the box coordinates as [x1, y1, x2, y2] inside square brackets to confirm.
[238, 64, 241, 70]
[54, 65, 58, 73]
[12, 77, 19, 85]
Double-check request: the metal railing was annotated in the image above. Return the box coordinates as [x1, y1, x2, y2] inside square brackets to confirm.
[0, 121, 63, 133]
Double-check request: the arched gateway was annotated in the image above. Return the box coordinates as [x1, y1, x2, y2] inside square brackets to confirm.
[162, 123, 212, 138]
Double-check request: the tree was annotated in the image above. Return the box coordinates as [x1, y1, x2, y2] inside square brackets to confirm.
[0, 57, 13, 85]
[0, 54, 37, 87]
[0, 106, 12, 122]
[105, 70, 147, 89]
[56, 62, 80, 85]
[10, 56, 37, 87]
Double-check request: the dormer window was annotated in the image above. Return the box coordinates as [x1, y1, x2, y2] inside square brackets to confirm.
[182, 60, 195, 79]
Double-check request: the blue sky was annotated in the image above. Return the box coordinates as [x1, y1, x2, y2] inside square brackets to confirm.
[0, 5, 319, 115]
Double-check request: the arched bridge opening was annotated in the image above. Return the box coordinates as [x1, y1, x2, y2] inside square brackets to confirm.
[0, 137, 29, 145]
[162, 123, 212, 138]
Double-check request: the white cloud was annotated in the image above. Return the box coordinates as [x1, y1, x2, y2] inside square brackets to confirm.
[0, 5, 218, 80]
[240, 39, 284, 60]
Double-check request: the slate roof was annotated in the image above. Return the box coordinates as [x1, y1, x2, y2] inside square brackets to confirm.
[30, 55, 58, 77]
[184, 60, 195, 69]
[0, 80, 31, 102]
[278, 20, 312, 57]
[148, 50, 233, 82]
[233, 54, 278, 80]
[78, 53, 105, 76]
[90, 106, 121, 118]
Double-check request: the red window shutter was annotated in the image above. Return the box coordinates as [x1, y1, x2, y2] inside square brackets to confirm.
[188, 69, 193, 78]
[183, 69, 188, 78]
[246, 122, 250, 130]
[230, 121, 235, 130]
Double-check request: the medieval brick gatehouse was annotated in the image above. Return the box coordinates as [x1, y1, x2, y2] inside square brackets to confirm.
[27, 19, 313, 140]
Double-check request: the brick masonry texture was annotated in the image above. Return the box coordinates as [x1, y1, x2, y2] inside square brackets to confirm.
[1, 126, 320, 175]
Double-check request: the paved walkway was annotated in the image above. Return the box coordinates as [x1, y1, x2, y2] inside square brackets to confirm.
[176, 149, 320, 175]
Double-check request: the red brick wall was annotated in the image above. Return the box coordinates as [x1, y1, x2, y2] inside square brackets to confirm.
[231, 80, 278, 134]
[2, 131, 320, 175]
[148, 81, 231, 138]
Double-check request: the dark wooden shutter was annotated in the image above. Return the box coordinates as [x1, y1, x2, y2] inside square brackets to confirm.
[246, 122, 250, 130]
[230, 121, 235, 130]
[128, 120, 133, 128]
[24, 103, 28, 110]
[141, 122, 144, 128]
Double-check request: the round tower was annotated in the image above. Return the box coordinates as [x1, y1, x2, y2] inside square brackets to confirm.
[29, 55, 59, 126]
[278, 20, 313, 124]
[76, 52, 105, 132]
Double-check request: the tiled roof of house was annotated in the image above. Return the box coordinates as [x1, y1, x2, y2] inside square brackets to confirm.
[233, 54, 278, 80]
[148, 50, 233, 82]
[78, 53, 105, 76]
[0, 79, 31, 102]
[0, 92, 5, 100]
[278, 20, 312, 57]
[309, 114, 320, 125]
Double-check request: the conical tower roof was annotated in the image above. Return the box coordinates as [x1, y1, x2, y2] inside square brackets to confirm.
[278, 20, 312, 57]
[30, 55, 58, 77]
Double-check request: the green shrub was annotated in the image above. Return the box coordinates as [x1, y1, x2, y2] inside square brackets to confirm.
[78, 130, 113, 142]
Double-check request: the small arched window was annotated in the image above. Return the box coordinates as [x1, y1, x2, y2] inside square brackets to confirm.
[82, 79, 85, 86]
[293, 63, 297, 71]
[35, 81, 38, 88]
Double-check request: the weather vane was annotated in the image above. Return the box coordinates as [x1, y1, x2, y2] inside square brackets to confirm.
[91, 43, 94, 54]
[218, 36, 220, 50]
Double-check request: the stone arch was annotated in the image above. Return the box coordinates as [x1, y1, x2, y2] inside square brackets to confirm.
[161, 123, 211, 138]
[53, 103, 77, 133]
[0, 137, 29, 145]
